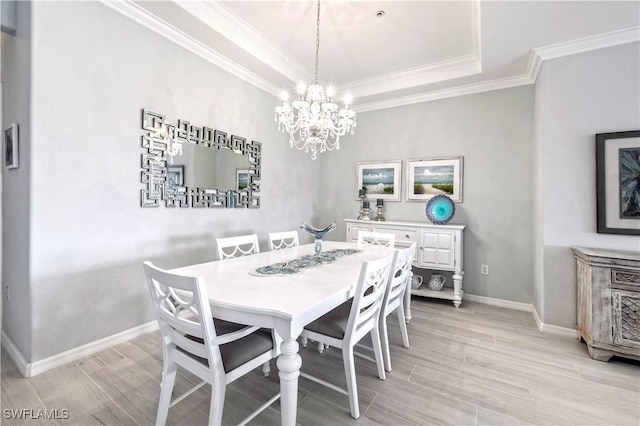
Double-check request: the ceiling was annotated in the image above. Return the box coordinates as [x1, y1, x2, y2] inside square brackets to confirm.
[128, 1, 640, 111]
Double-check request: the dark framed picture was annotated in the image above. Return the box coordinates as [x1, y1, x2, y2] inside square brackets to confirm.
[596, 130, 640, 235]
[356, 160, 402, 202]
[406, 156, 463, 202]
[166, 165, 184, 191]
[4, 124, 19, 169]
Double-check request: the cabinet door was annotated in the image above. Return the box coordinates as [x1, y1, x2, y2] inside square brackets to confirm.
[419, 229, 455, 270]
[612, 289, 640, 350]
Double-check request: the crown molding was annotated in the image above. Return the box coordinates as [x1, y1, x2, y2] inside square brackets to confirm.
[534, 26, 640, 62]
[99, 0, 281, 97]
[100, 1, 639, 113]
[355, 74, 533, 113]
[350, 54, 481, 99]
[358, 26, 640, 113]
[173, 0, 312, 84]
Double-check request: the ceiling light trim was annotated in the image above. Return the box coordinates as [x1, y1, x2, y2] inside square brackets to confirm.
[349, 54, 481, 98]
[174, 1, 312, 84]
[99, 0, 281, 97]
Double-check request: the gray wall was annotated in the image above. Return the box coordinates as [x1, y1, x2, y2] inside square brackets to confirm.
[1, 1, 31, 360]
[317, 86, 535, 304]
[2, 1, 639, 364]
[534, 42, 640, 328]
[3, 1, 320, 362]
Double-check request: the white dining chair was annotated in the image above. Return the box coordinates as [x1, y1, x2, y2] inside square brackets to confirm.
[215, 234, 259, 260]
[357, 230, 396, 249]
[379, 244, 415, 372]
[268, 230, 299, 251]
[299, 251, 395, 419]
[143, 261, 280, 426]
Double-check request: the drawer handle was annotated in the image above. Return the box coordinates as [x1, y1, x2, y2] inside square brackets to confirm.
[405, 234, 410, 238]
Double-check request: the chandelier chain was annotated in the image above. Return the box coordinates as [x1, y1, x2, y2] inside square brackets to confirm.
[274, 0, 356, 160]
[314, 0, 320, 84]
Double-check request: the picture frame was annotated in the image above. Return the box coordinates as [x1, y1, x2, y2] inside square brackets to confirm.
[236, 169, 249, 191]
[4, 123, 19, 169]
[596, 130, 640, 235]
[356, 160, 402, 202]
[406, 156, 463, 202]
[166, 165, 184, 191]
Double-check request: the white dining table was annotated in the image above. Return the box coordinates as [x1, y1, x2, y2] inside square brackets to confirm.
[170, 241, 392, 425]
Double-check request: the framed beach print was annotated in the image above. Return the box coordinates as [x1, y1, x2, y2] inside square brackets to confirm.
[236, 169, 249, 190]
[166, 165, 184, 191]
[4, 124, 18, 169]
[596, 130, 640, 235]
[406, 156, 463, 202]
[356, 160, 402, 202]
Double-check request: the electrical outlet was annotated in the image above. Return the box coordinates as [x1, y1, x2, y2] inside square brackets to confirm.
[5, 283, 9, 302]
[481, 265, 489, 275]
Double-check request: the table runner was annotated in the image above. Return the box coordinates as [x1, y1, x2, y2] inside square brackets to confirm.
[251, 248, 361, 276]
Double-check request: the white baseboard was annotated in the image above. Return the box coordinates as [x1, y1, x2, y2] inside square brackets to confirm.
[465, 294, 576, 338]
[531, 305, 544, 332]
[1, 331, 29, 377]
[464, 293, 533, 312]
[540, 322, 577, 338]
[1, 321, 159, 377]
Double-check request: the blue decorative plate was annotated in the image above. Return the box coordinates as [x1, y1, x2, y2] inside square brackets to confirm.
[425, 195, 455, 225]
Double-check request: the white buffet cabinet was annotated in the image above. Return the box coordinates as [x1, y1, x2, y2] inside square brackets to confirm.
[344, 219, 465, 316]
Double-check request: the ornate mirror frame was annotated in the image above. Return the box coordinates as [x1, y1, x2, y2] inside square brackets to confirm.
[140, 109, 261, 208]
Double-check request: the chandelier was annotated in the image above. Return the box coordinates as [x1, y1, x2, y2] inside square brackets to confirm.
[274, 0, 356, 160]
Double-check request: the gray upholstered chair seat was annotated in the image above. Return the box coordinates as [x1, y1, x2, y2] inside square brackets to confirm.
[304, 301, 352, 339]
[143, 261, 279, 425]
[183, 321, 274, 373]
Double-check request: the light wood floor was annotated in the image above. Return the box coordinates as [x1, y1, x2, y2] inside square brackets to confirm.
[2, 298, 639, 425]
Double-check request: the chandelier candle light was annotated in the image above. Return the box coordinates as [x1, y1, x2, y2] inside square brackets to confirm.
[274, 0, 356, 160]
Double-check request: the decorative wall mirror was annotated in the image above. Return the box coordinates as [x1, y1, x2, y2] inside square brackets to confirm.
[140, 109, 261, 208]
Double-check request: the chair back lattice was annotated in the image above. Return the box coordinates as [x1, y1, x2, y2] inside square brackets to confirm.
[143, 262, 224, 376]
[384, 244, 416, 314]
[345, 252, 395, 343]
[357, 231, 396, 249]
[216, 234, 260, 260]
[268, 231, 300, 251]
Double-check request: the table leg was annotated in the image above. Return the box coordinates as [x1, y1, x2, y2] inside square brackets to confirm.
[404, 277, 412, 323]
[277, 337, 302, 426]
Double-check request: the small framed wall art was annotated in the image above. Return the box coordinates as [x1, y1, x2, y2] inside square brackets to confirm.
[4, 123, 19, 169]
[406, 156, 463, 202]
[236, 169, 249, 190]
[356, 160, 402, 202]
[596, 130, 640, 235]
[166, 165, 184, 191]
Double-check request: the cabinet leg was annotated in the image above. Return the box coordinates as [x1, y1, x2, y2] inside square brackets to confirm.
[587, 345, 613, 362]
[452, 270, 464, 308]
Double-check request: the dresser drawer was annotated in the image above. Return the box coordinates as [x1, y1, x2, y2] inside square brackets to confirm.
[611, 270, 640, 289]
[347, 223, 372, 242]
[371, 225, 418, 245]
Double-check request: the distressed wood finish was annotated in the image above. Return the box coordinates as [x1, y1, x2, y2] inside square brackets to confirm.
[573, 247, 640, 362]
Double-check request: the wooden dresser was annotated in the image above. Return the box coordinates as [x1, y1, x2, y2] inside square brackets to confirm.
[573, 247, 640, 362]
